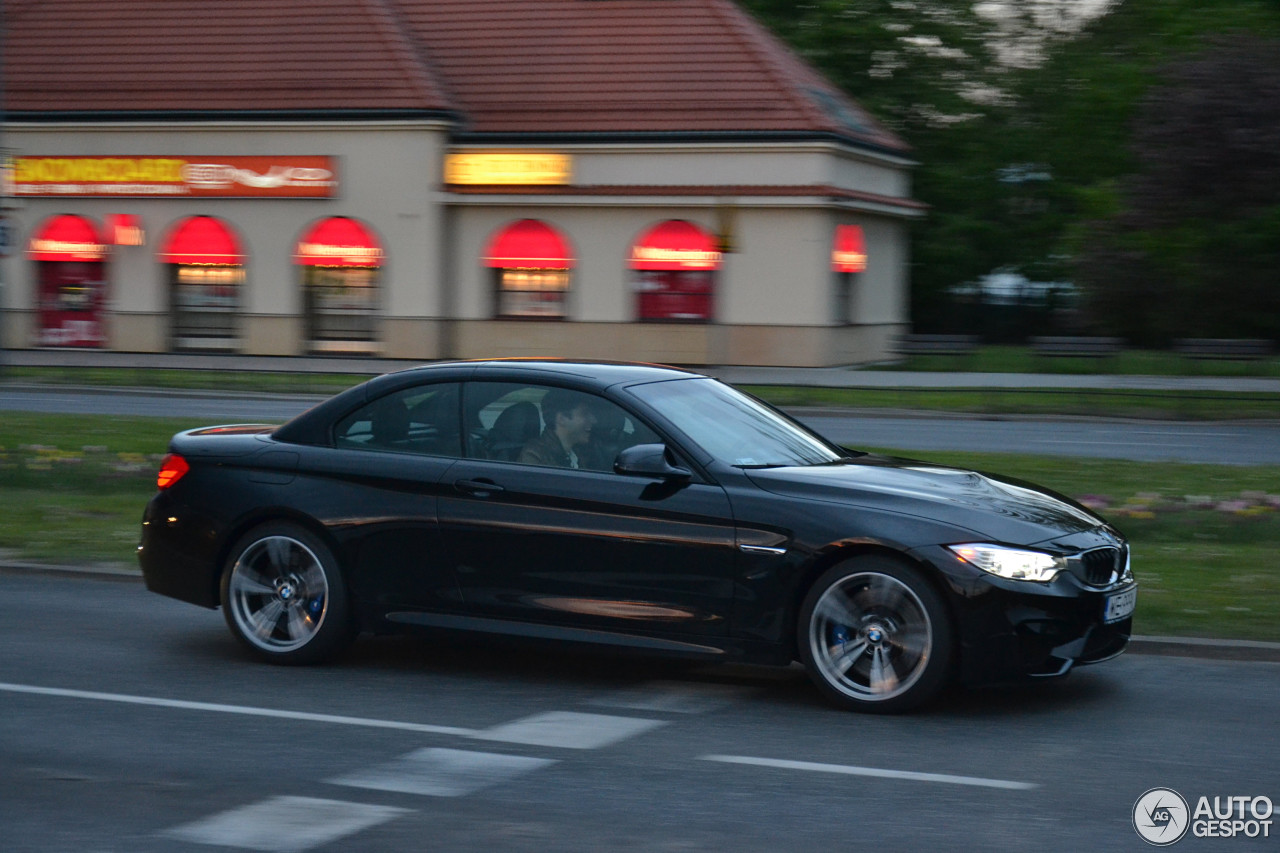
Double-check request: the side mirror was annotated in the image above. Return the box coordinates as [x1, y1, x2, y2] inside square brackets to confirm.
[614, 444, 692, 481]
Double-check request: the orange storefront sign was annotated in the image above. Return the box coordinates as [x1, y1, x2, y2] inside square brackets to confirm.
[12, 156, 338, 198]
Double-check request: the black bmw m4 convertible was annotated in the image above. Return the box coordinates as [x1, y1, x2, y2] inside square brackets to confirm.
[139, 359, 1136, 713]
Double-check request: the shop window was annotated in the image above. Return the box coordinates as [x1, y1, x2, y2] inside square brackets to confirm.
[28, 214, 108, 347]
[160, 215, 244, 351]
[295, 217, 383, 354]
[628, 220, 720, 322]
[483, 219, 574, 319]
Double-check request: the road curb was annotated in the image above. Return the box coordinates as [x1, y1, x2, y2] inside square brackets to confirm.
[0, 560, 143, 583]
[1, 381, 329, 405]
[4, 561, 1280, 662]
[1125, 635, 1280, 662]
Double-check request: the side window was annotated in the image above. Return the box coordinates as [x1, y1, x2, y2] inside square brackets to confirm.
[335, 382, 461, 457]
[464, 382, 660, 471]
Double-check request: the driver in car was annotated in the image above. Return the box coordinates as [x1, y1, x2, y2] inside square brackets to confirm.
[519, 389, 598, 469]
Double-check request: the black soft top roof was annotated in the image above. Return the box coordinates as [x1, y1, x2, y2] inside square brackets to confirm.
[272, 359, 701, 445]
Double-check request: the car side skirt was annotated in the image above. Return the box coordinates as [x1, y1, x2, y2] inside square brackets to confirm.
[386, 611, 747, 660]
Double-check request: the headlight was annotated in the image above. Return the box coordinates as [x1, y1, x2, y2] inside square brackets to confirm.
[947, 543, 1065, 582]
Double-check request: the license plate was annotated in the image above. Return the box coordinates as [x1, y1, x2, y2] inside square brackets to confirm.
[1104, 588, 1137, 624]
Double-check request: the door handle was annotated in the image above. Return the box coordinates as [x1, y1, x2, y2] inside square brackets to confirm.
[454, 478, 505, 497]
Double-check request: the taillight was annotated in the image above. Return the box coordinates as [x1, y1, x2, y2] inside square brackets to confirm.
[156, 454, 190, 489]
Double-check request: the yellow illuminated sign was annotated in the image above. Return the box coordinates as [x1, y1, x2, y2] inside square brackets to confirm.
[16, 157, 185, 184]
[630, 246, 722, 270]
[444, 152, 572, 186]
[832, 250, 867, 272]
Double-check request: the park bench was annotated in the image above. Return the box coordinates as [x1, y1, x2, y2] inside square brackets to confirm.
[1173, 338, 1274, 361]
[892, 334, 979, 357]
[1030, 336, 1124, 358]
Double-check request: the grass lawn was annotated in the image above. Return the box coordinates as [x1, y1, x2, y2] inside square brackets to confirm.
[1, 412, 1277, 641]
[861, 448, 1280, 641]
[750, 385, 1280, 421]
[888, 344, 1280, 377]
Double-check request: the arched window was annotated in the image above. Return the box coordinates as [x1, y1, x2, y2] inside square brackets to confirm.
[28, 214, 108, 347]
[483, 219, 575, 319]
[294, 216, 384, 353]
[159, 215, 245, 351]
[628, 220, 720, 322]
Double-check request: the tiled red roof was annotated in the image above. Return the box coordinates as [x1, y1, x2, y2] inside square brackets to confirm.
[3, 0, 453, 114]
[4, 0, 906, 151]
[393, 0, 904, 149]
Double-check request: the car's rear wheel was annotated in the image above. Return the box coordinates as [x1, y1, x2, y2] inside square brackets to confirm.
[798, 555, 953, 713]
[220, 522, 354, 664]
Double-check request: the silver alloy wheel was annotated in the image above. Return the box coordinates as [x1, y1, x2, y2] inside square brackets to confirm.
[808, 571, 933, 703]
[228, 535, 329, 653]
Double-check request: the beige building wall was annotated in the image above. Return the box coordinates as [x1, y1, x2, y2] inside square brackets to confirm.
[475, 142, 916, 200]
[718, 208, 831, 326]
[3, 121, 448, 355]
[2, 127, 914, 366]
[851, 216, 910, 326]
[448, 203, 731, 324]
[445, 200, 911, 366]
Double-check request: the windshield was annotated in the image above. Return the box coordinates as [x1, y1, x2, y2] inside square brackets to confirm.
[628, 378, 848, 468]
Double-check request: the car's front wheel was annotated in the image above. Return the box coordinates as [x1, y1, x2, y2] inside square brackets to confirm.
[798, 555, 954, 713]
[220, 522, 354, 664]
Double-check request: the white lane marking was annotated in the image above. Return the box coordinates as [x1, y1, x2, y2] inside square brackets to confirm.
[329, 748, 556, 798]
[588, 681, 754, 714]
[0, 682, 477, 737]
[160, 796, 408, 852]
[702, 755, 1038, 790]
[473, 711, 665, 749]
[1, 682, 662, 750]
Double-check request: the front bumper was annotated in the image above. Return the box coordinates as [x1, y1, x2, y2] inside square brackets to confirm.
[911, 544, 1136, 685]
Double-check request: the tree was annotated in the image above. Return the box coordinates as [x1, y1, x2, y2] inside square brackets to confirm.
[739, 0, 1001, 136]
[740, 0, 1280, 342]
[1077, 35, 1280, 345]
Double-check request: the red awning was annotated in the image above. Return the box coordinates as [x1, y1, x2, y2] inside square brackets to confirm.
[294, 217, 384, 267]
[159, 216, 243, 265]
[483, 219, 575, 269]
[832, 224, 867, 273]
[28, 214, 106, 261]
[629, 220, 722, 271]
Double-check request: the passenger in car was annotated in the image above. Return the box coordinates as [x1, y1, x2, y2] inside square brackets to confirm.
[519, 389, 598, 469]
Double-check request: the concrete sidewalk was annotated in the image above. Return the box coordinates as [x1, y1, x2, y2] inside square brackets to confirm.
[4, 347, 1280, 393]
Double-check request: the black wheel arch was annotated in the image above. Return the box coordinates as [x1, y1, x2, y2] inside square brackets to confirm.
[787, 543, 960, 664]
[212, 509, 349, 608]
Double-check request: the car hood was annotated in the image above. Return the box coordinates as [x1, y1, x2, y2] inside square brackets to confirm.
[744, 454, 1106, 546]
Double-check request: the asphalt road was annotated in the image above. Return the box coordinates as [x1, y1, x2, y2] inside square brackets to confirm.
[4, 386, 1280, 464]
[1, 571, 1277, 852]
